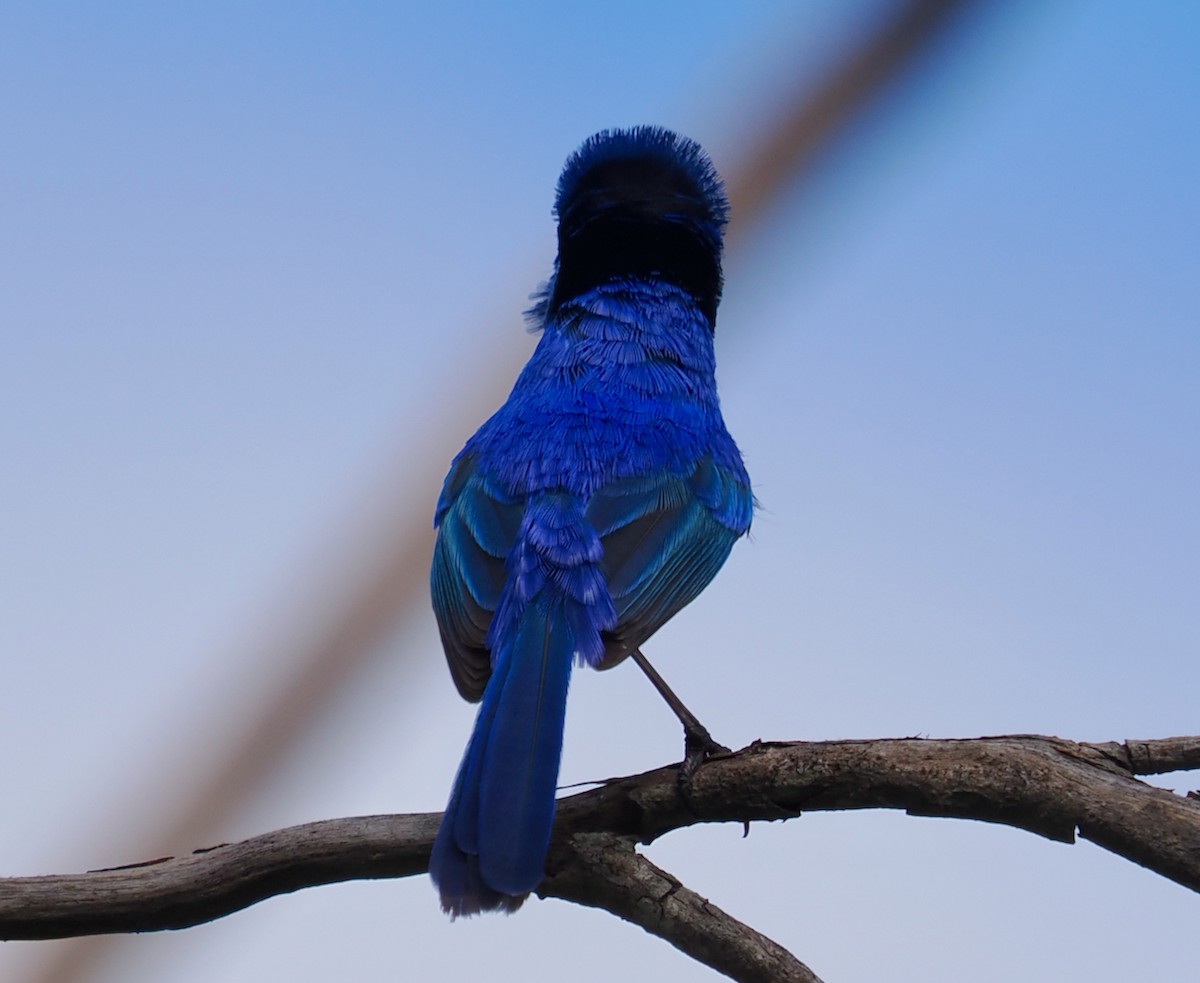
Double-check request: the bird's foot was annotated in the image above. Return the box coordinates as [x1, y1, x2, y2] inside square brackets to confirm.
[679, 721, 731, 803]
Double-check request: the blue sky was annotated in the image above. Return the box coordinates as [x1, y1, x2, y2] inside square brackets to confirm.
[1, 3, 1197, 982]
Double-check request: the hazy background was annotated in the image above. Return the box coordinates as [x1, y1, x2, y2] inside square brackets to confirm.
[1, 2, 1197, 981]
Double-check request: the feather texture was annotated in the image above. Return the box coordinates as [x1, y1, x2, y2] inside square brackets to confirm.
[429, 127, 752, 915]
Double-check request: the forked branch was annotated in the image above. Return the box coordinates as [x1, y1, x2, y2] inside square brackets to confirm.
[1, 735, 1196, 983]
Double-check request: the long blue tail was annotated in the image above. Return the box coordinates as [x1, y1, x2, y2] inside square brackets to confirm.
[430, 494, 614, 916]
[430, 597, 572, 915]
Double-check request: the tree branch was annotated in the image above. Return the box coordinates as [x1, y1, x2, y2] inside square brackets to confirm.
[542, 832, 824, 983]
[1, 734, 1196, 983]
[1081, 735, 1200, 776]
[0, 813, 436, 940]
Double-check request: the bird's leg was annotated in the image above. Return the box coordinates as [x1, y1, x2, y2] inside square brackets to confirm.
[630, 648, 729, 781]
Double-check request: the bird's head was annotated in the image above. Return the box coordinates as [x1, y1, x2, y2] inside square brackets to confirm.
[546, 126, 729, 325]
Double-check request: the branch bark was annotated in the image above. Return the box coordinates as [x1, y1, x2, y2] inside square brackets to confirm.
[1, 735, 1196, 982]
[542, 832, 824, 983]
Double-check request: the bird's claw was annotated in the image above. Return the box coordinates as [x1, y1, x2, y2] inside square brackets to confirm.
[678, 722, 731, 804]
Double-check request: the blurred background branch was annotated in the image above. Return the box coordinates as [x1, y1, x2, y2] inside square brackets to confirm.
[19, 3, 989, 981]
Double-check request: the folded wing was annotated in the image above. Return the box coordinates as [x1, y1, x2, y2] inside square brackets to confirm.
[586, 456, 752, 666]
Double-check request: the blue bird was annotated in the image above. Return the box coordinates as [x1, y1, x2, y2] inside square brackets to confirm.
[429, 126, 752, 917]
